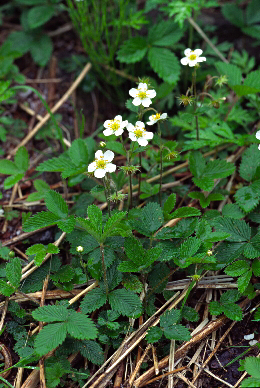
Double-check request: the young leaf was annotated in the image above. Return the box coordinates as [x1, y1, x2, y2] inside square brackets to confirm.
[26, 180, 50, 202]
[4, 174, 25, 190]
[0, 160, 21, 175]
[44, 190, 68, 219]
[6, 257, 21, 288]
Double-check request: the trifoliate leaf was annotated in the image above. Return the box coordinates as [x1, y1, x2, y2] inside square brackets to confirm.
[80, 287, 107, 313]
[32, 305, 69, 323]
[108, 288, 142, 318]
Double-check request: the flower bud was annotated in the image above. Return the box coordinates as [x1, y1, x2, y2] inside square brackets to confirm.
[76, 246, 84, 253]
[99, 141, 106, 148]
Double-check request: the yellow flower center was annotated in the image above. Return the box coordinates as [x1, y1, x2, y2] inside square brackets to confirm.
[152, 113, 161, 120]
[96, 160, 106, 169]
[138, 91, 147, 99]
[134, 129, 144, 138]
[109, 120, 120, 131]
[189, 54, 197, 60]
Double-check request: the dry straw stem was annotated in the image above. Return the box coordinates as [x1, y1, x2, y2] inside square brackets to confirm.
[128, 344, 152, 387]
[8, 62, 92, 158]
[0, 343, 12, 379]
[139, 366, 187, 388]
[133, 293, 259, 388]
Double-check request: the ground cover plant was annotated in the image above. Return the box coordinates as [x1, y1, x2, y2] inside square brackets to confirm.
[0, 0, 260, 387]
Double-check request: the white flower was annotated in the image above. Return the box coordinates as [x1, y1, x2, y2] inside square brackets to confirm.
[88, 150, 116, 178]
[256, 130, 260, 150]
[76, 246, 84, 253]
[127, 121, 153, 146]
[146, 112, 167, 126]
[249, 340, 258, 346]
[244, 333, 254, 340]
[103, 115, 128, 137]
[129, 83, 156, 107]
[180, 48, 206, 67]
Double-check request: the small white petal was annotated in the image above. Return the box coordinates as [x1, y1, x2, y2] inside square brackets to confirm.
[197, 56, 206, 62]
[161, 113, 167, 119]
[114, 115, 122, 122]
[256, 130, 260, 140]
[146, 90, 156, 98]
[138, 83, 147, 91]
[104, 120, 111, 128]
[144, 131, 153, 140]
[127, 123, 135, 132]
[104, 150, 114, 162]
[138, 138, 148, 146]
[181, 57, 189, 66]
[132, 97, 142, 106]
[95, 150, 104, 159]
[129, 132, 137, 141]
[146, 121, 155, 126]
[249, 340, 258, 346]
[141, 98, 152, 107]
[105, 163, 116, 173]
[121, 120, 128, 128]
[259, 144, 260, 150]
[129, 88, 138, 97]
[184, 48, 192, 56]
[103, 129, 113, 136]
[94, 169, 106, 178]
[135, 121, 145, 128]
[188, 60, 197, 67]
[194, 49, 203, 56]
[114, 128, 124, 136]
[244, 334, 254, 340]
[88, 162, 97, 172]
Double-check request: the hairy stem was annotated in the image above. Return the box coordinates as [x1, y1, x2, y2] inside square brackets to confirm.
[100, 244, 109, 297]
[192, 68, 199, 141]
[158, 122, 163, 207]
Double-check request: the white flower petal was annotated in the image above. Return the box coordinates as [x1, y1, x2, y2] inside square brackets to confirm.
[138, 138, 148, 146]
[95, 150, 104, 159]
[104, 150, 114, 162]
[138, 83, 148, 91]
[104, 120, 111, 128]
[129, 88, 138, 97]
[121, 120, 128, 128]
[180, 57, 189, 66]
[103, 129, 113, 136]
[249, 340, 258, 346]
[197, 56, 206, 62]
[114, 128, 124, 136]
[188, 60, 197, 67]
[255, 130, 260, 140]
[194, 49, 203, 56]
[161, 113, 167, 119]
[259, 144, 260, 150]
[184, 48, 192, 56]
[244, 334, 255, 340]
[94, 169, 106, 178]
[105, 163, 116, 173]
[114, 115, 122, 122]
[129, 132, 137, 141]
[144, 131, 153, 140]
[146, 121, 155, 126]
[88, 162, 97, 172]
[146, 89, 156, 98]
[135, 121, 145, 128]
[132, 97, 142, 106]
[127, 123, 135, 132]
[141, 98, 152, 107]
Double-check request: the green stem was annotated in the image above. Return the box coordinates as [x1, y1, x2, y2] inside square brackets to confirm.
[192, 68, 199, 141]
[157, 122, 163, 207]
[138, 153, 142, 200]
[103, 177, 111, 217]
[128, 172, 133, 210]
[100, 244, 109, 297]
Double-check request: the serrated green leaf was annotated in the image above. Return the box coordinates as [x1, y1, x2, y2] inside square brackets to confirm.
[180, 237, 201, 258]
[109, 288, 142, 318]
[146, 326, 163, 343]
[123, 275, 143, 293]
[213, 218, 251, 242]
[222, 204, 245, 219]
[182, 306, 199, 322]
[117, 261, 141, 272]
[37, 154, 72, 173]
[215, 61, 242, 85]
[252, 259, 260, 276]
[210, 301, 223, 316]
[171, 207, 201, 219]
[0, 280, 15, 297]
[241, 377, 260, 387]
[105, 141, 126, 156]
[244, 357, 260, 378]
[27, 5, 56, 29]
[14, 146, 29, 172]
[193, 177, 214, 191]
[47, 243, 59, 254]
[44, 190, 68, 218]
[26, 244, 45, 256]
[237, 270, 252, 293]
[87, 204, 102, 236]
[148, 47, 180, 84]
[57, 216, 76, 233]
[31, 34, 53, 67]
[69, 139, 88, 167]
[220, 290, 241, 304]
[102, 212, 127, 240]
[222, 303, 243, 321]
[51, 266, 75, 283]
[0, 160, 20, 175]
[125, 99, 139, 113]
[23, 211, 60, 232]
[6, 257, 21, 288]
[203, 159, 235, 179]
[66, 311, 97, 340]
[189, 151, 206, 178]
[32, 305, 69, 322]
[244, 70, 260, 90]
[35, 322, 67, 356]
[131, 202, 164, 236]
[4, 173, 24, 189]
[80, 287, 107, 313]
[225, 260, 250, 276]
[148, 20, 183, 46]
[163, 324, 191, 341]
[124, 237, 144, 264]
[163, 193, 176, 218]
[243, 243, 260, 259]
[117, 37, 148, 64]
[235, 186, 259, 213]
[160, 310, 181, 327]
[222, 3, 244, 28]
